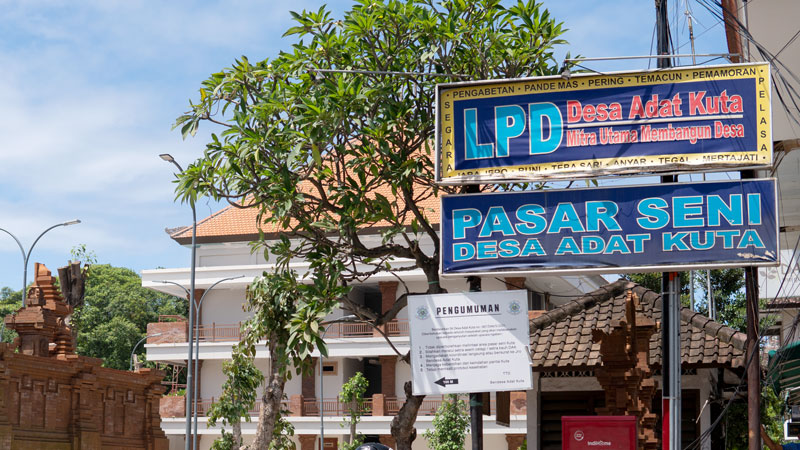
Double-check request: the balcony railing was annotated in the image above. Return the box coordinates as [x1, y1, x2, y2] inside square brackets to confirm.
[164, 394, 495, 419]
[150, 319, 410, 344]
[302, 398, 374, 416]
[192, 399, 289, 417]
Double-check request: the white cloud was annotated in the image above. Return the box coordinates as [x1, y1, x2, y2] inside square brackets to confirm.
[0, 0, 732, 289]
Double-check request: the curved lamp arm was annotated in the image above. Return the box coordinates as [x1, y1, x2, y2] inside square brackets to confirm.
[0, 219, 80, 308]
[130, 332, 163, 371]
[26, 220, 81, 267]
[0, 227, 25, 261]
[156, 280, 191, 297]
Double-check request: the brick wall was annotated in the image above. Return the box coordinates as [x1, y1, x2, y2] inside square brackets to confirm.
[146, 321, 188, 344]
[1, 263, 168, 450]
[159, 395, 186, 418]
[0, 343, 169, 450]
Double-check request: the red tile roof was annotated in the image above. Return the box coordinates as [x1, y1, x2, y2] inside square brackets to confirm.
[170, 181, 441, 244]
[530, 280, 747, 371]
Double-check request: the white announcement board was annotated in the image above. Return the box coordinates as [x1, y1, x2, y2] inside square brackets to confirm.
[409, 290, 533, 395]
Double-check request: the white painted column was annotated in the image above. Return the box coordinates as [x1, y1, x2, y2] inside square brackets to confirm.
[526, 372, 541, 450]
[699, 369, 713, 450]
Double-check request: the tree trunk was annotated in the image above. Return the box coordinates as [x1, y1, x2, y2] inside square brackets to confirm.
[233, 421, 243, 449]
[251, 344, 287, 449]
[349, 399, 357, 443]
[390, 381, 424, 450]
[387, 267, 439, 449]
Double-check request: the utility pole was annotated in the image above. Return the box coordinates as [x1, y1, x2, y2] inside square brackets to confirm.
[742, 169, 761, 450]
[655, 1, 681, 450]
[465, 184, 484, 450]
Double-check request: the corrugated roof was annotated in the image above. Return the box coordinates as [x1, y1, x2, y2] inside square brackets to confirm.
[530, 280, 747, 371]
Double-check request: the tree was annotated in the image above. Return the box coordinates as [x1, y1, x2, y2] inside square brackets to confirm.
[623, 269, 744, 317]
[239, 241, 347, 449]
[72, 264, 186, 370]
[207, 346, 264, 450]
[0, 287, 22, 343]
[175, 1, 568, 447]
[423, 394, 470, 450]
[339, 372, 369, 450]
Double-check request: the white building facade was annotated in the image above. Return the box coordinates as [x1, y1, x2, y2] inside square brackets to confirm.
[143, 205, 610, 450]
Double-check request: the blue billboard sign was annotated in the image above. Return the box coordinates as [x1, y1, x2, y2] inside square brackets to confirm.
[436, 63, 772, 184]
[440, 179, 778, 275]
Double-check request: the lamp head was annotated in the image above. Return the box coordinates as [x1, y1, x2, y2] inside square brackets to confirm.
[159, 153, 175, 163]
[560, 65, 571, 80]
[323, 314, 359, 325]
[63, 219, 81, 226]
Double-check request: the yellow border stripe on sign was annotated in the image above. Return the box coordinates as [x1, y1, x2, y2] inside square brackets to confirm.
[439, 63, 772, 180]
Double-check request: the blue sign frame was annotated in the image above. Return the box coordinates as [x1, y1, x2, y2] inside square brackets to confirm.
[440, 179, 779, 276]
[436, 63, 772, 184]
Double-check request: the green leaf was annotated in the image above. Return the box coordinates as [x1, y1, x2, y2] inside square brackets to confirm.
[311, 143, 321, 167]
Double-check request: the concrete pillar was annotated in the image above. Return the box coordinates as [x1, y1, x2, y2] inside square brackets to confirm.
[303, 358, 317, 399]
[379, 281, 398, 313]
[192, 289, 206, 325]
[506, 434, 526, 450]
[505, 277, 528, 428]
[375, 281, 399, 397]
[510, 391, 527, 415]
[372, 393, 385, 416]
[195, 359, 203, 405]
[379, 356, 397, 398]
[289, 394, 305, 417]
[298, 434, 317, 450]
[376, 281, 398, 337]
[380, 435, 396, 449]
[526, 373, 540, 450]
[503, 277, 526, 291]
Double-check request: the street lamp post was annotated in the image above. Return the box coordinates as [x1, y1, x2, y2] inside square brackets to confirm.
[159, 153, 197, 450]
[191, 276, 243, 450]
[0, 220, 81, 342]
[157, 276, 244, 450]
[130, 333, 164, 371]
[319, 315, 358, 450]
[0, 219, 81, 307]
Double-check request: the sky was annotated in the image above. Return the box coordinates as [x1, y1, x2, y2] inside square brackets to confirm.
[0, 0, 731, 290]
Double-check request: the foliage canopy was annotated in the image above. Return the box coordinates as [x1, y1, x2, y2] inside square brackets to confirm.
[174, 0, 568, 296]
[72, 264, 186, 370]
[175, 0, 569, 447]
[423, 394, 470, 450]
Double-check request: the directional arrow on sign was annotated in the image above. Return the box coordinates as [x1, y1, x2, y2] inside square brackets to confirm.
[434, 377, 459, 387]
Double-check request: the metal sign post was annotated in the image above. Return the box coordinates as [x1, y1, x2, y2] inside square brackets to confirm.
[661, 272, 681, 450]
[468, 275, 483, 450]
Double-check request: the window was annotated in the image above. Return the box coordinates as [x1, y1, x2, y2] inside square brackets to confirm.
[320, 361, 338, 376]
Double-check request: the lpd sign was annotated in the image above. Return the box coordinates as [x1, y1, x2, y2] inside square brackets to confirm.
[435, 63, 771, 184]
[440, 179, 778, 276]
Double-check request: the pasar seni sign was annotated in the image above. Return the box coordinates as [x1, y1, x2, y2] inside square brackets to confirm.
[440, 179, 778, 276]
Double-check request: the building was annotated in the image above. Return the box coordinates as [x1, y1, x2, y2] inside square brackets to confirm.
[139, 5, 800, 445]
[143, 201, 747, 450]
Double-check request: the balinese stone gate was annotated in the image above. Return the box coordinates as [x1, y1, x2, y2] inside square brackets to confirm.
[0, 263, 168, 450]
[591, 290, 659, 450]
